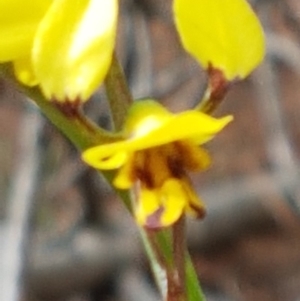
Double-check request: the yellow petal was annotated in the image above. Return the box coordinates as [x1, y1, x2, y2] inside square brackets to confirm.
[160, 179, 186, 227]
[0, 0, 51, 61]
[174, 0, 265, 79]
[135, 188, 161, 226]
[82, 104, 232, 170]
[33, 0, 118, 101]
[85, 150, 128, 170]
[127, 101, 233, 145]
[113, 154, 136, 189]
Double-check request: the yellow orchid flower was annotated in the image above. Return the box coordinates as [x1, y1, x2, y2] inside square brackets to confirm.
[0, 0, 118, 102]
[82, 100, 233, 229]
[173, 0, 265, 80]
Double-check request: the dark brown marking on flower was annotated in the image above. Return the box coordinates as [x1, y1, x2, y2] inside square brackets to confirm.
[172, 142, 189, 169]
[134, 150, 156, 188]
[189, 203, 206, 219]
[167, 155, 185, 179]
[100, 156, 111, 162]
[53, 98, 82, 118]
[135, 168, 154, 189]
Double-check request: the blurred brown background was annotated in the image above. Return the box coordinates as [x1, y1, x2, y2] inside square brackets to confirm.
[2, 0, 300, 300]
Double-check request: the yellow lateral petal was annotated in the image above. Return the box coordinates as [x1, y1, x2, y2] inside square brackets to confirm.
[174, 0, 265, 79]
[82, 110, 232, 170]
[0, 0, 51, 61]
[33, 0, 118, 101]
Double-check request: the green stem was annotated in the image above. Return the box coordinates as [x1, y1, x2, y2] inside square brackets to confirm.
[185, 253, 206, 301]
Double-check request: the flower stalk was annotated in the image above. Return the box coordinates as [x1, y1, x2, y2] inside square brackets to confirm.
[101, 57, 211, 301]
[196, 67, 232, 114]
